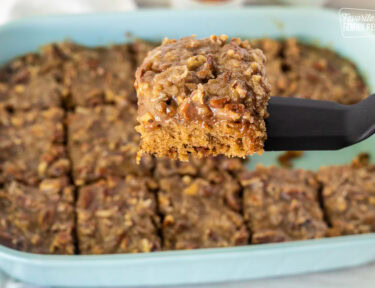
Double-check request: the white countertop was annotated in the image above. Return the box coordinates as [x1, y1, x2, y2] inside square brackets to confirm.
[194, 262, 375, 288]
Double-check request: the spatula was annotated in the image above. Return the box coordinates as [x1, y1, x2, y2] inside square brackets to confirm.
[264, 94, 375, 151]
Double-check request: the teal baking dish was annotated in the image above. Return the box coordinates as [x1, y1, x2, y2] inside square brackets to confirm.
[1, 7, 375, 287]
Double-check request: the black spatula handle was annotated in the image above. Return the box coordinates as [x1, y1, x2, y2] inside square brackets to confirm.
[347, 94, 375, 145]
[264, 95, 375, 151]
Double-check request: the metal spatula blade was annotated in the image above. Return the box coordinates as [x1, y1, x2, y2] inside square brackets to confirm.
[264, 94, 375, 151]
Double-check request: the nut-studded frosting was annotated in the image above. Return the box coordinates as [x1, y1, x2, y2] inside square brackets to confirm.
[317, 163, 375, 235]
[240, 166, 327, 244]
[135, 35, 270, 161]
[0, 107, 69, 185]
[77, 175, 161, 254]
[0, 177, 75, 254]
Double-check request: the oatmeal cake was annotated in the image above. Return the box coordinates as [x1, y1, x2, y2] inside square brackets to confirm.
[240, 166, 327, 244]
[68, 104, 153, 186]
[250, 38, 288, 97]
[156, 160, 249, 250]
[281, 38, 368, 104]
[0, 38, 371, 255]
[60, 42, 136, 107]
[135, 35, 271, 161]
[0, 107, 69, 185]
[250, 38, 368, 104]
[0, 51, 63, 111]
[0, 177, 75, 254]
[77, 175, 161, 254]
[317, 163, 375, 235]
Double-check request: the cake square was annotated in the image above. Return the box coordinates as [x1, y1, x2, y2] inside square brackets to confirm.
[135, 35, 271, 161]
[67, 104, 153, 186]
[282, 38, 368, 104]
[61, 42, 136, 107]
[0, 177, 75, 254]
[157, 163, 249, 250]
[76, 175, 161, 254]
[0, 107, 69, 185]
[317, 163, 375, 235]
[240, 166, 327, 244]
[0, 51, 63, 111]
